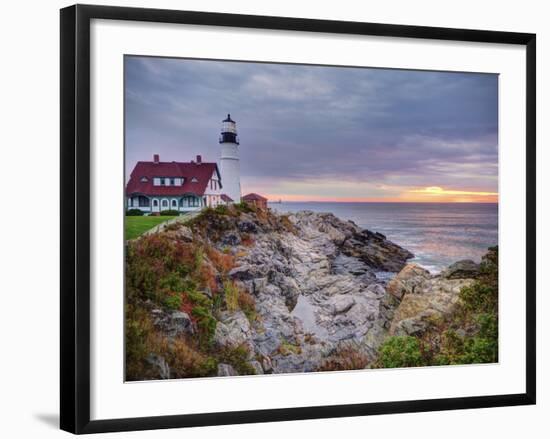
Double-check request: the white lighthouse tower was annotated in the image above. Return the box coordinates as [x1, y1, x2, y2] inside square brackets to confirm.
[219, 114, 241, 203]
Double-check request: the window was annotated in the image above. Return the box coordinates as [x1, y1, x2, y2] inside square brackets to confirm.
[160, 178, 166, 186]
[140, 176, 148, 183]
[153, 178, 160, 186]
[161, 199, 169, 208]
[171, 199, 177, 208]
[191, 177, 198, 183]
[170, 178, 175, 186]
[153, 199, 158, 207]
[138, 196, 150, 207]
[182, 196, 199, 207]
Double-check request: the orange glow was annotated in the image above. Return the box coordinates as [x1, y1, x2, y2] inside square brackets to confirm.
[409, 186, 498, 197]
[262, 191, 498, 204]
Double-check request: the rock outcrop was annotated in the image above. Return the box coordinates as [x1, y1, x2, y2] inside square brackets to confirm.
[131, 206, 487, 378]
[388, 263, 476, 337]
[216, 209, 414, 373]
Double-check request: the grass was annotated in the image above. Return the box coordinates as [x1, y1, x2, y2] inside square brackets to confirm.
[125, 215, 176, 240]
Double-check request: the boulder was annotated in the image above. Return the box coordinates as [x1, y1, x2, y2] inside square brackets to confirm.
[153, 310, 194, 337]
[217, 363, 237, 377]
[386, 264, 431, 300]
[173, 225, 193, 242]
[389, 275, 475, 336]
[213, 311, 252, 348]
[261, 356, 273, 373]
[249, 360, 264, 374]
[329, 295, 356, 315]
[238, 220, 258, 233]
[220, 232, 241, 246]
[440, 259, 480, 279]
[146, 354, 170, 379]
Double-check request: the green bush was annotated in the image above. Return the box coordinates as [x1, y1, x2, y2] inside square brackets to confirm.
[378, 336, 425, 368]
[160, 209, 179, 216]
[126, 208, 144, 216]
[223, 280, 240, 312]
[214, 205, 228, 215]
[164, 293, 182, 310]
[216, 344, 257, 375]
[191, 305, 217, 347]
[234, 201, 253, 213]
[459, 283, 497, 314]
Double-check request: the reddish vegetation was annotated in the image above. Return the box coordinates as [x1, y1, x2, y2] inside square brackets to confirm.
[206, 246, 235, 275]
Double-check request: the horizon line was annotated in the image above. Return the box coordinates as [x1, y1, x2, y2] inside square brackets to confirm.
[266, 200, 499, 204]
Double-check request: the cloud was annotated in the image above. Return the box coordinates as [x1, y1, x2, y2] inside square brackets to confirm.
[125, 56, 498, 200]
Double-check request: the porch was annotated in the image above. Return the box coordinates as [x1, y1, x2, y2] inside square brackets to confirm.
[127, 194, 205, 214]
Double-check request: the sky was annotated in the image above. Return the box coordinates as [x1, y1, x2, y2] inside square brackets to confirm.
[125, 56, 498, 203]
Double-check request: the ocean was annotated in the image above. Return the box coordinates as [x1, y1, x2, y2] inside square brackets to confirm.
[271, 202, 498, 273]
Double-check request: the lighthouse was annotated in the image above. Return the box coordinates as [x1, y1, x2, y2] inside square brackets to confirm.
[219, 114, 241, 203]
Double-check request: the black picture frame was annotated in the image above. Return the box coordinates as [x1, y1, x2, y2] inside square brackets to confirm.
[60, 4, 536, 434]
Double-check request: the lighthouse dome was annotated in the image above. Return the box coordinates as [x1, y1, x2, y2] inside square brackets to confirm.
[220, 113, 239, 144]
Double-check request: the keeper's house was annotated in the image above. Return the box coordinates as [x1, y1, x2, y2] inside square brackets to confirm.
[126, 154, 226, 214]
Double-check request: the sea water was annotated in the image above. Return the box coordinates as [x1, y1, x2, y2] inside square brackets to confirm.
[271, 202, 498, 273]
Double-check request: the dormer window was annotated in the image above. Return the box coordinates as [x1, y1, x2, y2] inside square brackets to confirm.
[191, 177, 198, 183]
[140, 176, 148, 183]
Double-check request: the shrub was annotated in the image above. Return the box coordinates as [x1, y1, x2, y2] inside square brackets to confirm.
[157, 336, 218, 378]
[207, 247, 235, 275]
[318, 345, 370, 371]
[126, 234, 202, 305]
[164, 222, 182, 232]
[477, 312, 498, 341]
[279, 215, 297, 234]
[378, 336, 425, 368]
[277, 339, 302, 356]
[191, 305, 217, 347]
[188, 207, 233, 237]
[238, 290, 257, 322]
[234, 201, 253, 213]
[459, 283, 497, 314]
[198, 261, 219, 295]
[216, 344, 256, 375]
[163, 293, 182, 310]
[125, 305, 155, 380]
[214, 205, 228, 215]
[223, 280, 240, 312]
[160, 209, 179, 216]
[126, 209, 144, 216]
[462, 336, 497, 364]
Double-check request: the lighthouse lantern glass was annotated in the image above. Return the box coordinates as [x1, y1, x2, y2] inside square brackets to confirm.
[222, 121, 237, 134]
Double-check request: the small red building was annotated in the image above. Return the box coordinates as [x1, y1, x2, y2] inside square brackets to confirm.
[242, 193, 268, 210]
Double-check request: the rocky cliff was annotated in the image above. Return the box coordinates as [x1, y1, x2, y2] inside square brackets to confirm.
[125, 204, 492, 380]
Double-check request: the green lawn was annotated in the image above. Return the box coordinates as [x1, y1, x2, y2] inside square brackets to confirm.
[125, 216, 176, 240]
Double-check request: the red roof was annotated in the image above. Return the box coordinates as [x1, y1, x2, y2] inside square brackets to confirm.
[220, 194, 233, 202]
[242, 193, 267, 201]
[126, 159, 221, 197]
